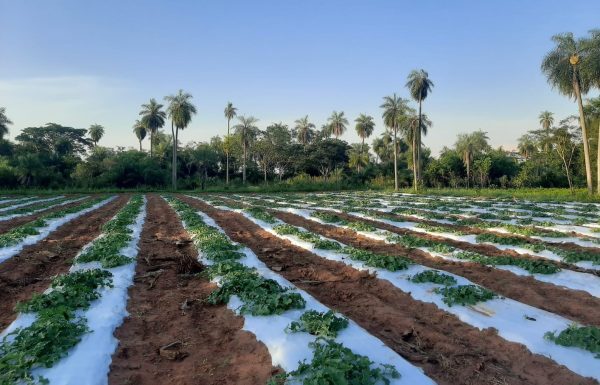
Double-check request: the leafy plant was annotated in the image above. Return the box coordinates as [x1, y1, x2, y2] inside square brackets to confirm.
[410, 270, 457, 286]
[435, 284, 497, 307]
[245, 207, 277, 223]
[545, 324, 600, 358]
[287, 310, 349, 338]
[280, 338, 400, 385]
[453, 251, 561, 274]
[342, 247, 411, 271]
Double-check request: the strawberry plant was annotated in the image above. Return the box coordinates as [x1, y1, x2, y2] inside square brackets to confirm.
[342, 247, 411, 271]
[435, 284, 497, 307]
[545, 324, 600, 358]
[410, 270, 457, 286]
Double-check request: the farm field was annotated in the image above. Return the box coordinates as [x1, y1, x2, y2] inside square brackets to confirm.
[1, 192, 599, 385]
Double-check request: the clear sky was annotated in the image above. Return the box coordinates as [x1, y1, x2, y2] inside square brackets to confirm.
[1, 0, 599, 155]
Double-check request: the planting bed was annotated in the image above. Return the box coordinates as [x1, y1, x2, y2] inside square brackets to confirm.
[0, 192, 599, 385]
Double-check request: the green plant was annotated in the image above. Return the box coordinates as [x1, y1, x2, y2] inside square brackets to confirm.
[287, 310, 349, 338]
[342, 247, 411, 271]
[435, 284, 497, 306]
[453, 251, 561, 274]
[245, 207, 277, 223]
[410, 270, 457, 286]
[280, 338, 400, 385]
[544, 324, 600, 358]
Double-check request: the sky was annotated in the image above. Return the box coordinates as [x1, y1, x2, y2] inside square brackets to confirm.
[1, 0, 599, 155]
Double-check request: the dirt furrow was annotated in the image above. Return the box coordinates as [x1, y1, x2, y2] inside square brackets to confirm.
[108, 194, 276, 385]
[181, 196, 597, 385]
[270, 208, 600, 328]
[0, 195, 130, 330]
[0, 196, 96, 234]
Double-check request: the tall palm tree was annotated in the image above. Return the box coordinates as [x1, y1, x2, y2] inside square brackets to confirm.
[455, 130, 490, 188]
[132, 120, 147, 151]
[234, 115, 259, 184]
[537, 111, 555, 152]
[541, 32, 594, 193]
[517, 134, 537, 160]
[355, 114, 375, 172]
[0, 107, 13, 140]
[585, 97, 600, 192]
[406, 69, 434, 188]
[294, 115, 316, 146]
[380, 94, 410, 190]
[88, 124, 105, 147]
[586, 31, 600, 192]
[224, 102, 237, 185]
[165, 90, 197, 190]
[327, 111, 349, 139]
[140, 98, 166, 157]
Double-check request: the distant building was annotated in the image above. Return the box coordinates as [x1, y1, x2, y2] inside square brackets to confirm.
[505, 150, 525, 163]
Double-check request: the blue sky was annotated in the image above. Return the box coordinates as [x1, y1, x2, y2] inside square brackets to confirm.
[1, 0, 599, 155]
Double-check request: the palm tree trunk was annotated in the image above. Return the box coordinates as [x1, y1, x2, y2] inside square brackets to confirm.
[243, 141, 247, 184]
[574, 76, 593, 194]
[171, 121, 177, 190]
[139, 140, 142, 152]
[465, 152, 471, 188]
[412, 129, 418, 191]
[150, 131, 153, 157]
[417, 98, 422, 188]
[226, 118, 230, 185]
[264, 163, 267, 183]
[393, 127, 398, 191]
[597, 121, 600, 194]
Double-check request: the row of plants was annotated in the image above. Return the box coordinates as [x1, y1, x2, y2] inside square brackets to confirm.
[0, 196, 145, 384]
[0, 196, 38, 209]
[0, 196, 75, 218]
[0, 196, 110, 248]
[169, 197, 403, 384]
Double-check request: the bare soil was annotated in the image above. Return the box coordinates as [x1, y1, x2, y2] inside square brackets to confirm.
[181, 196, 597, 385]
[0, 195, 130, 330]
[108, 194, 276, 385]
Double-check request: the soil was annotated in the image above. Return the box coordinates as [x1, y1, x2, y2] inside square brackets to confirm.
[0, 195, 130, 330]
[270, 208, 600, 328]
[0, 196, 96, 234]
[181, 195, 598, 385]
[108, 194, 276, 385]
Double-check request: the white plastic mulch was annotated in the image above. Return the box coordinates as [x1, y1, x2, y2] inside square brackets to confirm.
[177, 199, 437, 385]
[221, 203, 600, 382]
[1, 196, 147, 385]
[0, 196, 87, 222]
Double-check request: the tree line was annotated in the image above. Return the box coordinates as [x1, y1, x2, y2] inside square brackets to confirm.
[0, 30, 599, 192]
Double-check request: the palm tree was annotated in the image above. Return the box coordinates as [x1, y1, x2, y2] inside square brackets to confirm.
[455, 130, 490, 188]
[224, 102, 237, 185]
[140, 98, 166, 157]
[234, 115, 259, 184]
[381, 94, 410, 190]
[294, 115, 316, 146]
[165, 90, 197, 190]
[354, 114, 375, 172]
[517, 134, 537, 160]
[537, 111, 555, 152]
[327, 111, 349, 139]
[541, 32, 594, 193]
[585, 97, 600, 192]
[406, 69, 434, 188]
[348, 143, 370, 172]
[88, 124, 105, 147]
[132, 120, 147, 151]
[0, 107, 13, 140]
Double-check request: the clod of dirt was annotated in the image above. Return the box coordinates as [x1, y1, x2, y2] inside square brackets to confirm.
[159, 341, 188, 361]
[176, 254, 203, 274]
[271, 265, 283, 272]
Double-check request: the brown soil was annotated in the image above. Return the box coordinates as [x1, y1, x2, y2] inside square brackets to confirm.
[181, 196, 597, 385]
[270, 209, 600, 328]
[0, 195, 130, 330]
[0, 196, 95, 234]
[108, 194, 276, 385]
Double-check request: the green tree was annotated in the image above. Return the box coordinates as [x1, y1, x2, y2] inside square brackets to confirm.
[140, 98, 166, 158]
[234, 115, 259, 184]
[551, 120, 580, 191]
[380, 94, 410, 190]
[455, 130, 490, 188]
[517, 134, 537, 160]
[327, 111, 349, 139]
[0, 107, 13, 140]
[132, 120, 147, 151]
[541, 32, 594, 193]
[584, 97, 600, 192]
[165, 90, 197, 190]
[88, 124, 105, 147]
[294, 115, 316, 146]
[354, 114, 375, 169]
[348, 143, 369, 172]
[224, 101, 237, 185]
[406, 69, 434, 188]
